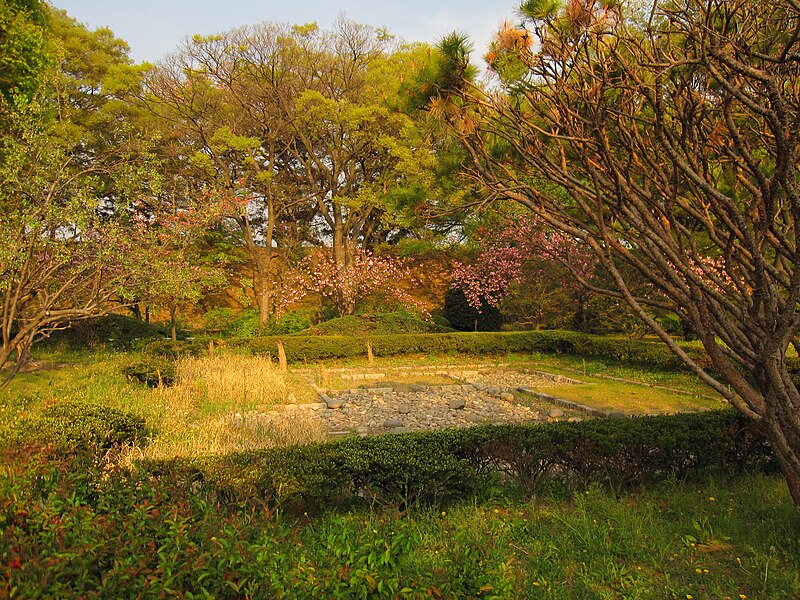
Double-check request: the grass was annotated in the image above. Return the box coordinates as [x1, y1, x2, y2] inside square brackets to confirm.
[1, 349, 325, 461]
[1, 344, 798, 598]
[2, 455, 798, 598]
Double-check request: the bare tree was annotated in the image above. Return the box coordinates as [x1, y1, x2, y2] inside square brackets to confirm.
[423, 0, 800, 505]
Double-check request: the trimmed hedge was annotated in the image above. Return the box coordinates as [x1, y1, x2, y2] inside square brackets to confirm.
[241, 330, 701, 369]
[187, 410, 774, 510]
[4, 402, 148, 454]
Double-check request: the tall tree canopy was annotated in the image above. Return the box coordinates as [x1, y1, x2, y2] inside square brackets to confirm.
[420, 0, 800, 505]
[0, 7, 181, 381]
[144, 19, 440, 326]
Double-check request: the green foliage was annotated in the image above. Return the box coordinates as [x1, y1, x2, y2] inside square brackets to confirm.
[202, 306, 237, 330]
[192, 411, 773, 509]
[224, 309, 262, 338]
[45, 314, 169, 350]
[0, 0, 50, 108]
[3, 401, 147, 454]
[142, 338, 206, 359]
[302, 311, 449, 336]
[243, 330, 701, 368]
[271, 309, 315, 334]
[443, 287, 502, 332]
[121, 355, 176, 387]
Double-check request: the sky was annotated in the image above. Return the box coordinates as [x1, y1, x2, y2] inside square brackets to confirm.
[50, 0, 517, 66]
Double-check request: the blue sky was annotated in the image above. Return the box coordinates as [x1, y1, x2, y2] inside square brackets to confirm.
[50, 0, 517, 65]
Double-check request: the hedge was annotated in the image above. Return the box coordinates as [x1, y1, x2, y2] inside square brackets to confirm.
[4, 402, 148, 455]
[240, 330, 703, 369]
[184, 410, 774, 510]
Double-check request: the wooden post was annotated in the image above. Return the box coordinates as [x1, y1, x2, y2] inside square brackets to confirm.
[277, 340, 288, 372]
[367, 341, 374, 366]
[320, 365, 329, 387]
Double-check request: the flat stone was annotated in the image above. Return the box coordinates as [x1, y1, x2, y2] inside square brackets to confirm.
[326, 398, 345, 409]
[383, 418, 404, 428]
[448, 398, 466, 410]
[608, 412, 628, 420]
[499, 392, 515, 402]
[549, 409, 565, 418]
[472, 382, 488, 391]
[397, 404, 411, 415]
[466, 414, 486, 424]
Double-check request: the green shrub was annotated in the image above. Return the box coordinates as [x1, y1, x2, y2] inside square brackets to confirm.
[225, 309, 262, 337]
[300, 311, 449, 336]
[271, 309, 315, 334]
[242, 330, 702, 368]
[443, 288, 502, 332]
[44, 314, 169, 350]
[192, 411, 774, 510]
[4, 402, 147, 454]
[202, 306, 238, 330]
[122, 356, 176, 387]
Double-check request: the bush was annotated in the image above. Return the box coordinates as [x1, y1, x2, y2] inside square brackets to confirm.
[202, 306, 238, 330]
[225, 309, 262, 338]
[242, 330, 702, 368]
[300, 311, 450, 336]
[4, 402, 147, 454]
[122, 356, 176, 387]
[271, 309, 314, 334]
[191, 410, 774, 510]
[443, 288, 502, 332]
[44, 314, 169, 350]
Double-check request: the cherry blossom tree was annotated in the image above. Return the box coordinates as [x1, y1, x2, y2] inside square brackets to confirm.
[298, 249, 424, 317]
[452, 216, 594, 314]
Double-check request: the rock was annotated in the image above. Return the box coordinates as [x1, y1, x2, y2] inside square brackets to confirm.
[397, 404, 411, 415]
[326, 397, 345, 409]
[472, 382, 488, 391]
[499, 392, 515, 402]
[383, 417, 404, 428]
[466, 414, 486, 424]
[486, 386, 503, 396]
[448, 398, 466, 410]
[548, 408, 565, 418]
[608, 412, 628, 420]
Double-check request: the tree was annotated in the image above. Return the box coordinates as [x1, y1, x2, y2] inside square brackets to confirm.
[299, 248, 422, 317]
[144, 20, 432, 331]
[0, 0, 49, 109]
[0, 9, 177, 383]
[451, 214, 597, 329]
[422, 0, 800, 505]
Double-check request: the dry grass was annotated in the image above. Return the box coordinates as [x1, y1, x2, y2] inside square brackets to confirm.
[124, 355, 326, 462]
[177, 354, 289, 413]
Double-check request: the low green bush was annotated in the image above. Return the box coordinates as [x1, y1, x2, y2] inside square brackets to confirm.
[4, 402, 147, 454]
[44, 314, 169, 350]
[242, 330, 702, 368]
[121, 356, 176, 387]
[191, 410, 774, 510]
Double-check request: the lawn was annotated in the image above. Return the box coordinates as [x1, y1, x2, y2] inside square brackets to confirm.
[1, 344, 797, 598]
